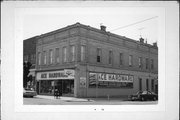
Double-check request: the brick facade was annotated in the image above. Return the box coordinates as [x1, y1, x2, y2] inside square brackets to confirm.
[35, 23, 158, 97]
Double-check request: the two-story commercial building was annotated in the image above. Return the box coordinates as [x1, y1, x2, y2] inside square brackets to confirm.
[35, 23, 158, 98]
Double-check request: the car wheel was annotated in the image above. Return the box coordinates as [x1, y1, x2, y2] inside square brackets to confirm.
[153, 97, 157, 101]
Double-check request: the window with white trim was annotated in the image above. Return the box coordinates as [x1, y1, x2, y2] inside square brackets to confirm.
[63, 47, 67, 62]
[129, 55, 133, 67]
[81, 45, 85, 61]
[70, 45, 75, 62]
[38, 52, 41, 65]
[97, 48, 102, 63]
[43, 51, 47, 65]
[49, 49, 53, 64]
[55, 48, 60, 63]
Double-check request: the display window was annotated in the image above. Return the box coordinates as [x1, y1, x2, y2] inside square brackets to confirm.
[39, 80, 74, 95]
[89, 72, 133, 88]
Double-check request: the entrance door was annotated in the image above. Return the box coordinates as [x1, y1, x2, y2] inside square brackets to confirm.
[56, 80, 74, 96]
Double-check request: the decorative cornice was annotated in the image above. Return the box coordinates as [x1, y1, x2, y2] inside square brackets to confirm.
[35, 22, 158, 50]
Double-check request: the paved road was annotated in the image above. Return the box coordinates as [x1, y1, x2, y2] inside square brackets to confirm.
[24, 97, 158, 105]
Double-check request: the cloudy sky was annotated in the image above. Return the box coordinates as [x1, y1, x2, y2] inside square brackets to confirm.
[23, 6, 161, 45]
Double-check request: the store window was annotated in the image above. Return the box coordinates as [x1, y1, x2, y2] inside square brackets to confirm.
[81, 45, 85, 61]
[70, 45, 75, 62]
[89, 72, 133, 88]
[49, 49, 53, 64]
[63, 47, 67, 62]
[129, 55, 133, 67]
[55, 48, 60, 63]
[119, 53, 123, 65]
[40, 80, 54, 94]
[97, 48, 102, 63]
[40, 80, 74, 95]
[109, 50, 113, 65]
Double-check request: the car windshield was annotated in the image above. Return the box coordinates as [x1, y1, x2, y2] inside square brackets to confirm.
[142, 91, 148, 94]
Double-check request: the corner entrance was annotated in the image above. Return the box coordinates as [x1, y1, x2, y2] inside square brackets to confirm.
[55, 80, 74, 96]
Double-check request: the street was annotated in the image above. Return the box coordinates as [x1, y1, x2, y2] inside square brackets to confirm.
[23, 95, 158, 105]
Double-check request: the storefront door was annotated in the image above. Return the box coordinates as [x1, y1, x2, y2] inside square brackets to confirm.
[55, 80, 74, 96]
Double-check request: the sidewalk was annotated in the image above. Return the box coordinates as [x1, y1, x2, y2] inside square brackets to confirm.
[35, 95, 127, 102]
[35, 95, 93, 102]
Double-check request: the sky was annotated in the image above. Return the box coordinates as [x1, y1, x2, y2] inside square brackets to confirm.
[23, 7, 160, 45]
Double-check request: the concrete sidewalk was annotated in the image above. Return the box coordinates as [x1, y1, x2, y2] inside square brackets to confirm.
[35, 95, 93, 102]
[35, 95, 127, 102]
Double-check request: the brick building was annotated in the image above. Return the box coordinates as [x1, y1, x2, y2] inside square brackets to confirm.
[35, 23, 158, 97]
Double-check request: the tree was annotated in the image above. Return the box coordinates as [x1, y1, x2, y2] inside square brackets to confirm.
[23, 61, 32, 88]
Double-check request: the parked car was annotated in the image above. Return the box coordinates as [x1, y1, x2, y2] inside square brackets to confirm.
[23, 88, 37, 98]
[128, 91, 158, 101]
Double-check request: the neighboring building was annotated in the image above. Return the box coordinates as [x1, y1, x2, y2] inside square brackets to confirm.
[23, 36, 38, 88]
[35, 23, 158, 98]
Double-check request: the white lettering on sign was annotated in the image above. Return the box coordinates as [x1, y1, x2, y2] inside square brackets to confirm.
[91, 72, 133, 83]
[36, 70, 75, 80]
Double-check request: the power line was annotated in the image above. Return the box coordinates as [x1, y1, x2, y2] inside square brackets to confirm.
[110, 16, 158, 32]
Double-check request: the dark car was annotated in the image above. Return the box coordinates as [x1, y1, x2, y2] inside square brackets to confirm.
[23, 88, 37, 98]
[129, 91, 158, 101]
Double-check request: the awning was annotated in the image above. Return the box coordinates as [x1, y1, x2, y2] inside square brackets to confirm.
[28, 69, 35, 77]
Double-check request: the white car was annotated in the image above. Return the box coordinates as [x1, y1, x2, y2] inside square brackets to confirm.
[23, 88, 37, 97]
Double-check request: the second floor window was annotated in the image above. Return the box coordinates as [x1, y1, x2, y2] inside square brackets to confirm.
[151, 59, 154, 70]
[43, 51, 47, 65]
[38, 52, 41, 65]
[81, 45, 85, 61]
[55, 48, 60, 63]
[146, 58, 149, 69]
[109, 50, 113, 64]
[70, 45, 75, 62]
[49, 49, 53, 64]
[97, 48, 102, 63]
[119, 53, 123, 65]
[63, 47, 67, 62]
[139, 57, 142, 68]
[129, 55, 133, 67]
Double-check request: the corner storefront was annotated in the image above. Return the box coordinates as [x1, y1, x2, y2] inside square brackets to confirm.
[36, 69, 75, 96]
